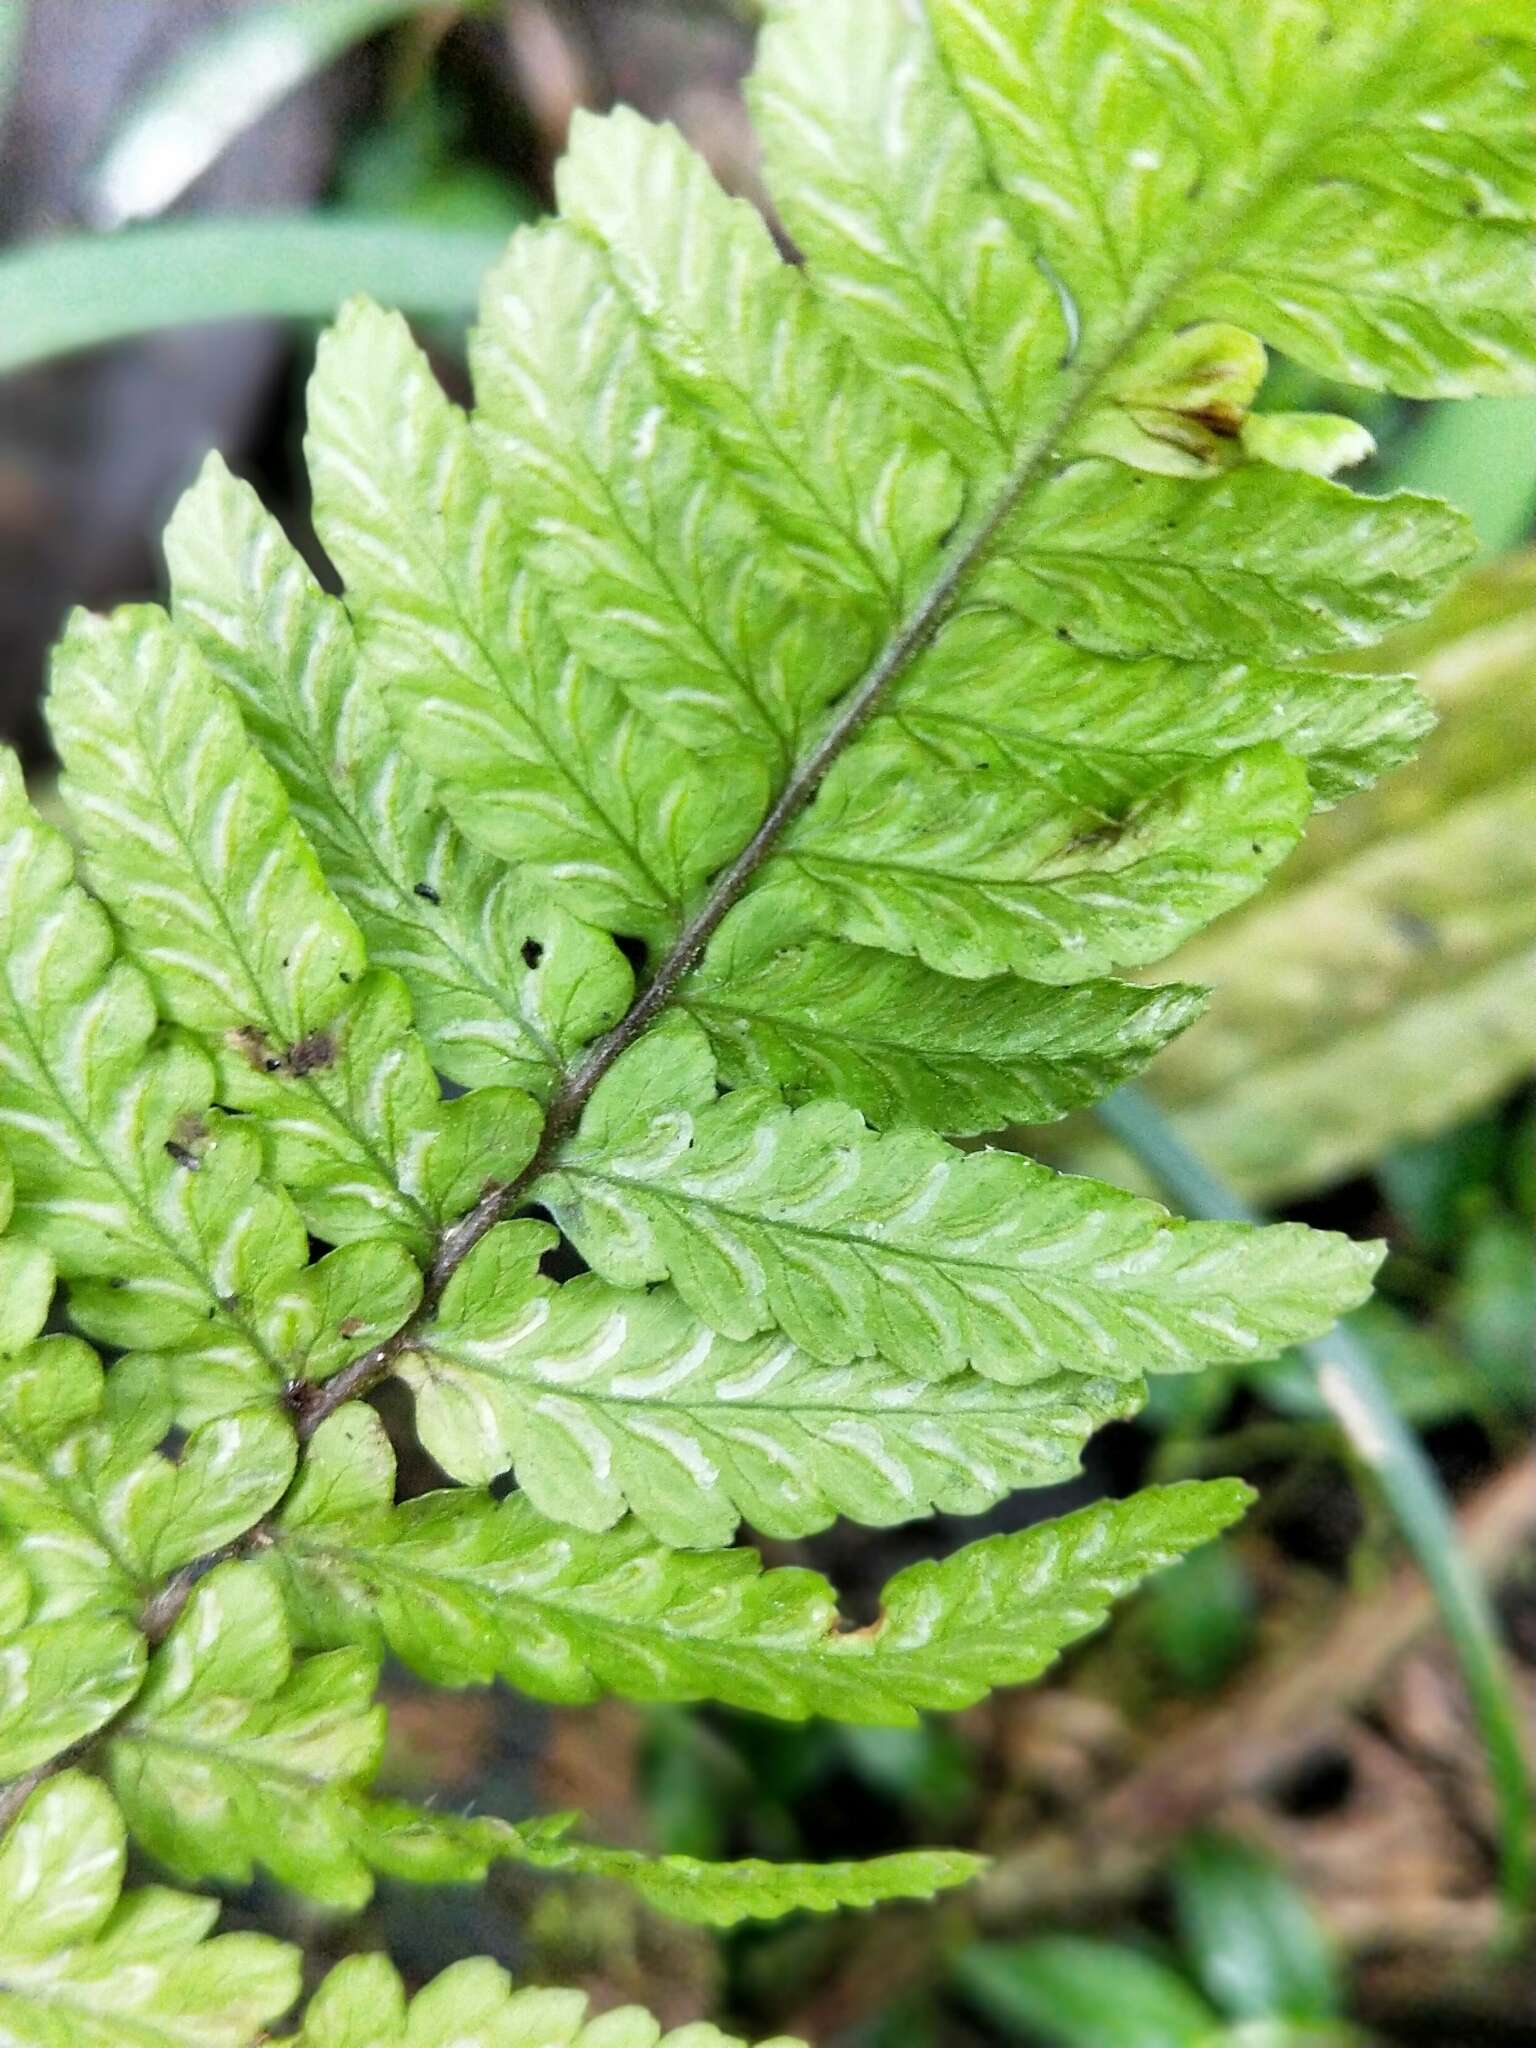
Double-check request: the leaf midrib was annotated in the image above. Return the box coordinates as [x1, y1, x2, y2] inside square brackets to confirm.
[421, 1338, 1096, 1419]
[548, 1154, 1185, 1305]
[287, 1, 1416, 1430]
[522, 7, 1409, 1129]
[286, 1527, 839, 1673]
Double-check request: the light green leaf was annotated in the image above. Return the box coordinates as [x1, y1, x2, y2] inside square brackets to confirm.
[766, 738, 1310, 984]
[751, 0, 1063, 480]
[167, 455, 632, 1095]
[540, 1018, 1381, 1381]
[877, 606, 1433, 813]
[4, 11, 1522, 1962]
[0, 1544, 144, 1776]
[401, 1219, 1144, 1546]
[106, 1561, 384, 1908]
[556, 105, 961, 609]
[0, 1772, 300, 2046]
[929, 0, 1536, 399]
[471, 222, 860, 761]
[272, 1413, 1250, 1724]
[0, 1771, 127, 1958]
[49, 607, 541, 1250]
[0, 1148, 53, 1356]
[254, 1238, 423, 1389]
[508, 1831, 984, 1928]
[146, 1236, 421, 1430]
[1094, 555, 1536, 1198]
[685, 907, 1205, 1133]
[0, 1342, 294, 1613]
[1239, 412, 1377, 478]
[1070, 323, 1268, 479]
[1072, 321, 1376, 482]
[218, 967, 540, 1249]
[307, 297, 763, 942]
[298, 1952, 808, 2048]
[0, 1234, 50, 1358]
[378, 1800, 983, 1926]
[758, 0, 1536, 552]
[0, 752, 302, 1391]
[1171, 44, 1536, 397]
[982, 464, 1471, 663]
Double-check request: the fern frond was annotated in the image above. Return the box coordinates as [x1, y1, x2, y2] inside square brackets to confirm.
[360, 1800, 984, 1928]
[1097, 557, 1536, 1197]
[759, 0, 1534, 446]
[166, 457, 633, 1097]
[306, 301, 768, 938]
[0, 754, 303, 1393]
[683, 911, 1207, 1134]
[471, 223, 860, 762]
[270, 1410, 1250, 1726]
[49, 609, 542, 1252]
[0, 1147, 51, 1358]
[978, 462, 1469, 660]
[556, 105, 962, 612]
[104, 1560, 385, 1909]
[0, 1776, 812, 2047]
[296, 1953, 808, 2048]
[764, 736, 1311, 984]
[400, 1219, 1142, 1546]
[871, 608, 1431, 812]
[749, 0, 1067, 477]
[539, 1018, 1380, 1380]
[0, 1544, 143, 1779]
[91, 1545, 971, 1925]
[531, 1838, 982, 1930]
[0, 1342, 295, 1617]
[3, 0, 1529, 1984]
[0, 1772, 300, 2045]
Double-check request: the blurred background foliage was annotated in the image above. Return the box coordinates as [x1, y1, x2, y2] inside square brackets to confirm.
[0, 2, 1531, 2043]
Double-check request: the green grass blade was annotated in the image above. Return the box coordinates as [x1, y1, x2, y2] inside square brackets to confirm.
[88, 0, 463, 227]
[1097, 1082, 1535, 1922]
[0, 216, 507, 377]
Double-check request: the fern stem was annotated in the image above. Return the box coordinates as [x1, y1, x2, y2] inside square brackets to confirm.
[72, 403, 1090, 1678]
[280, 106, 1371, 1450]
[1097, 1082, 1536, 1924]
[284, 368, 1106, 1446]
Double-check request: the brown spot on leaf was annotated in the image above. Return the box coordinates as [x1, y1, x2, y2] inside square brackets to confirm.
[286, 1030, 336, 1076]
[230, 1024, 337, 1077]
[229, 1023, 282, 1072]
[1180, 400, 1244, 439]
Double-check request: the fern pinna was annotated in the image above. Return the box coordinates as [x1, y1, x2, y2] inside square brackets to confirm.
[0, 0, 1531, 2036]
